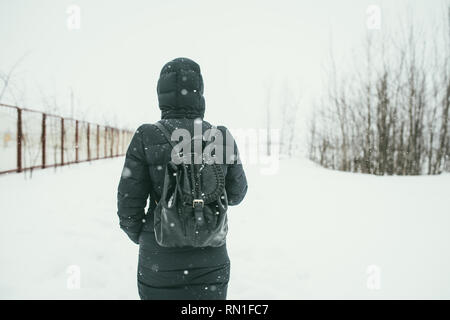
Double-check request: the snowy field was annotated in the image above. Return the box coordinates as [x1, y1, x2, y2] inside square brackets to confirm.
[0, 157, 449, 299]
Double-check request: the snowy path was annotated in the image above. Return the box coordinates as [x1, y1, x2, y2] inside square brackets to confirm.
[0, 157, 449, 299]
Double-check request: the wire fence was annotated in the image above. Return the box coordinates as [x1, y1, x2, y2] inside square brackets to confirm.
[0, 103, 134, 175]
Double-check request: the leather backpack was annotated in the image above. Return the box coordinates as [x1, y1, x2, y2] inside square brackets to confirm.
[151, 121, 228, 247]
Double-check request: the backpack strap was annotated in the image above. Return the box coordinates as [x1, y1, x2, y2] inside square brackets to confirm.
[148, 122, 175, 207]
[216, 125, 239, 164]
[154, 121, 177, 149]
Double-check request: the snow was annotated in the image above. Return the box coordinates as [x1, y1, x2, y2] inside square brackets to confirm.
[0, 157, 449, 299]
[0, 160, 138, 299]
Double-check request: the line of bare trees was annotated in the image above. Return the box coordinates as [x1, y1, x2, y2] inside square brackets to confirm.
[308, 8, 450, 175]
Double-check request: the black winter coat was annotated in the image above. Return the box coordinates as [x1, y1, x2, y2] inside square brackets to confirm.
[116, 58, 248, 299]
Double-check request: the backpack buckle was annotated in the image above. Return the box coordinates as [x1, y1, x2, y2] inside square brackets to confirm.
[193, 199, 204, 208]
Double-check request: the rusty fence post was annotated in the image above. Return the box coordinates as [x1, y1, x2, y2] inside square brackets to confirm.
[75, 120, 79, 163]
[42, 113, 46, 168]
[87, 123, 90, 161]
[96, 124, 100, 159]
[61, 118, 64, 166]
[113, 128, 116, 157]
[17, 107, 22, 172]
[104, 126, 107, 158]
[122, 130, 126, 154]
[120, 130, 123, 154]
[116, 128, 119, 156]
[111, 128, 114, 157]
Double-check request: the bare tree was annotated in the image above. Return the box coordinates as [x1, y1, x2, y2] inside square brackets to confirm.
[308, 6, 450, 175]
[0, 53, 29, 103]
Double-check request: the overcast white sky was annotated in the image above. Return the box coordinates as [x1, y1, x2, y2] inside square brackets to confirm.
[0, 0, 445, 132]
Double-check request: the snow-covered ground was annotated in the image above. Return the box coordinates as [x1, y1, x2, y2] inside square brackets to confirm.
[0, 157, 449, 299]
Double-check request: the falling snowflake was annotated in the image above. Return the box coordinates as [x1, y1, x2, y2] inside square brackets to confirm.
[121, 167, 132, 178]
[151, 264, 159, 272]
[181, 89, 188, 95]
[183, 270, 189, 275]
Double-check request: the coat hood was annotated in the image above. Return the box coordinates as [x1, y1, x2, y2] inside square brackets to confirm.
[157, 57, 205, 119]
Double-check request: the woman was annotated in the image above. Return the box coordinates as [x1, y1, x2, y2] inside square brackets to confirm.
[117, 57, 248, 300]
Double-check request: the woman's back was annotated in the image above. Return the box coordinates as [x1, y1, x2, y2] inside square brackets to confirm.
[117, 58, 248, 300]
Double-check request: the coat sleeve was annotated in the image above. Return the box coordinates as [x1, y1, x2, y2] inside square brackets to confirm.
[218, 126, 248, 206]
[226, 162, 248, 206]
[117, 125, 151, 244]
